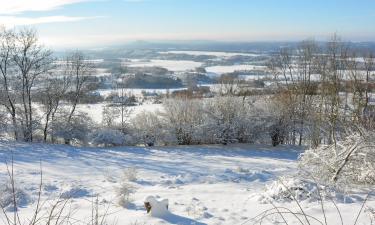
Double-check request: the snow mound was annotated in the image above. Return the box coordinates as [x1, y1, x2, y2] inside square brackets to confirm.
[160, 169, 273, 186]
[256, 177, 364, 204]
[60, 187, 91, 199]
[161, 176, 185, 185]
[144, 195, 169, 218]
[160, 174, 196, 186]
[223, 168, 273, 183]
[44, 184, 58, 192]
[186, 198, 212, 219]
[0, 184, 30, 211]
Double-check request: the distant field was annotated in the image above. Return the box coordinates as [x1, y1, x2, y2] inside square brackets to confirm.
[160, 50, 261, 57]
[125, 59, 203, 72]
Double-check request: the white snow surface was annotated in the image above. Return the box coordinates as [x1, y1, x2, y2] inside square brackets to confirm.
[0, 142, 373, 225]
[160, 51, 260, 58]
[206, 65, 267, 75]
[125, 59, 203, 72]
[76, 103, 164, 123]
[96, 88, 187, 98]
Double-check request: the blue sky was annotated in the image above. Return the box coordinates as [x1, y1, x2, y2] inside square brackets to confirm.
[1, 0, 374, 48]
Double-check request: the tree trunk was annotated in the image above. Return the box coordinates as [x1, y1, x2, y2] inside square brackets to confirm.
[11, 112, 18, 141]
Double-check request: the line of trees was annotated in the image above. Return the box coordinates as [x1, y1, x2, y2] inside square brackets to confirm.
[267, 36, 375, 147]
[0, 27, 94, 144]
[128, 96, 268, 146]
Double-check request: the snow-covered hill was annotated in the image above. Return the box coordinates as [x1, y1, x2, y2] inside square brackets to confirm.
[0, 142, 373, 224]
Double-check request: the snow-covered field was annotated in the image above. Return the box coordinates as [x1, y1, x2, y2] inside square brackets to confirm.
[206, 65, 267, 75]
[77, 103, 164, 123]
[96, 88, 187, 98]
[0, 142, 373, 225]
[160, 51, 260, 58]
[124, 59, 203, 72]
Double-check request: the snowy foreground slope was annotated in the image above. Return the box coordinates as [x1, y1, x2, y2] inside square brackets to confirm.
[0, 142, 373, 225]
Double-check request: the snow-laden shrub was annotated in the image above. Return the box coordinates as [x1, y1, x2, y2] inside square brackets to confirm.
[131, 111, 169, 146]
[90, 129, 127, 147]
[0, 183, 30, 211]
[160, 97, 269, 145]
[162, 98, 205, 145]
[257, 177, 363, 204]
[299, 131, 375, 186]
[116, 182, 136, 208]
[366, 207, 375, 222]
[204, 96, 249, 144]
[204, 96, 272, 144]
[257, 177, 319, 203]
[116, 168, 138, 207]
[129, 96, 271, 146]
[124, 134, 136, 146]
[53, 112, 92, 144]
[122, 167, 138, 182]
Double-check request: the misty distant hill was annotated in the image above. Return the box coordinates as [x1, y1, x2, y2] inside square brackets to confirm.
[53, 40, 375, 60]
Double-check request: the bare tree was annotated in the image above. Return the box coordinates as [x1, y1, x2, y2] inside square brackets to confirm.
[295, 40, 318, 145]
[0, 28, 18, 140]
[115, 79, 133, 134]
[267, 35, 357, 147]
[63, 51, 93, 144]
[362, 51, 374, 110]
[323, 34, 349, 145]
[39, 74, 70, 142]
[12, 28, 53, 142]
[268, 46, 301, 145]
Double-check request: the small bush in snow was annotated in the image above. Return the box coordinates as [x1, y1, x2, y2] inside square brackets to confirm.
[123, 167, 138, 182]
[131, 111, 164, 146]
[116, 182, 136, 208]
[366, 207, 375, 222]
[53, 112, 93, 145]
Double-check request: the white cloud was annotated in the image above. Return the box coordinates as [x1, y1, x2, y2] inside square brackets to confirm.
[0, 0, 101, 27]
[0, 0, 91, 15]
[0, 15, 96, 27]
